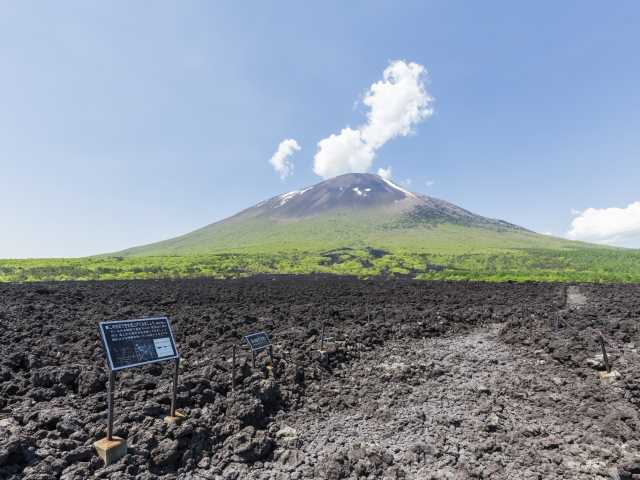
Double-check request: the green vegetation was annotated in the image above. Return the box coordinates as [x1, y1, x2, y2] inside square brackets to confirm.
[2, 246, 640, 283]
[4, 195, 639, 283]
[115, 211, 585, 257]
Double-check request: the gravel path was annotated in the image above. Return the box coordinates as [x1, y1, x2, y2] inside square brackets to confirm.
[567, 286, 588, 308]
[278, 323, 632, 479]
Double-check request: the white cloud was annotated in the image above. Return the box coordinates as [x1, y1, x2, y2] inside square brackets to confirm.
[313, 60, 433, 179]
[361, 61, 433, 149]
[269, 139, 300, 180]
[570, 208, 582, 216]
[567, 201, 640, 247]
[402, 178, 413, 186]
[425, 180, 435, 187]
[377, 166, 392, 180]
[312, 128, 374, 179]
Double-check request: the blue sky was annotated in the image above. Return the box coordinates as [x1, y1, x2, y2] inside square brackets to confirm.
[1, 1, 639, 257]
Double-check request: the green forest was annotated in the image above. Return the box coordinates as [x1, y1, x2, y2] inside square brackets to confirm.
[2, 246, 640, 283]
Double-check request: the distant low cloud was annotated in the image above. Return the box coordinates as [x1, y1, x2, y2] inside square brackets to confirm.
[269, 139, 300, 180]
[313, 60, 433, 179]
[567, 201, 640, 247]
[377, 166, 392, 180]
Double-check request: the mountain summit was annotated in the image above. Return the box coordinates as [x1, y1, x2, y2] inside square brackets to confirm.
[254, 173, 420, 217]
[241, 173, 523, 230]
[116, 173, 567, 257]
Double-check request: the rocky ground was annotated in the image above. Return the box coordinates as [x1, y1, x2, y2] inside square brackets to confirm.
[0, 276, 639, 479]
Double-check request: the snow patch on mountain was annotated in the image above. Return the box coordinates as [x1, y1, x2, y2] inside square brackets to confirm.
[278, 187, 313, 206]
[381, 177, 417, 199]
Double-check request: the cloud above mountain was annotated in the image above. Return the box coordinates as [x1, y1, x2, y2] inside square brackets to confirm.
[313, 60, 433, 179]
[269, 139, 300, 180]
[314, 128, 374, 179]
[567, 201, 640, 247]
[377, 166, 392, 180]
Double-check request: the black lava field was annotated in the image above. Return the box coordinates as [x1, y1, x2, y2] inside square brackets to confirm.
[1, 276, 640, 480]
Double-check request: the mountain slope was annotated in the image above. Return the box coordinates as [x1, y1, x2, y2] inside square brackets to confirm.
[115, 173, 586, 257]
[5, 173, 637, 282]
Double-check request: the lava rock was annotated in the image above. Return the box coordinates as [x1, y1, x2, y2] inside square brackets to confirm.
[151, 438, 179, 467]
[224, 426, 274, 463]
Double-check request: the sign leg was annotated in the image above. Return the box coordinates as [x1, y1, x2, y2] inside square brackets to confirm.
[170, 357, 179, 418]
[107, 370, 115, 441]
[232, 345, 236, 392]
[164, 357, 186, 424]
[94, 369, 127, 465]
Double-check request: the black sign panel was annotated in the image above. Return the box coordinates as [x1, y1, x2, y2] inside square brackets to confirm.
[244, 332, 271, 353]
[99, 317, 179, 371]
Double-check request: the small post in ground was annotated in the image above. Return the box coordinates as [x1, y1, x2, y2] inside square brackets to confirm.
[597, 330, 620, 383]
[232, 344, 236, 392]
[599, 332, 610, 373]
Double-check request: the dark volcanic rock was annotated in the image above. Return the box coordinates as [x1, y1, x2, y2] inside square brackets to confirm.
[151, 438, 179, 467]
[224, 426, 274, 463]
[0, 277, 638, 479]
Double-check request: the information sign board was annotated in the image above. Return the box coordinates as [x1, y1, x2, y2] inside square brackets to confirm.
[244, 332, 272, 353]
[99, 317, 179, 371]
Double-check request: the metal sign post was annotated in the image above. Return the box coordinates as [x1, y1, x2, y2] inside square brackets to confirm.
[598, 332, 611, 373]
[170, 357, 180, 418]
[107, 371, 115, 441]
[232, 345, 237, 392]
[596, 330, 620, 383]
[95, 317, 181, 466]
[243, 332, 273, 372]
[268, 345, 274, 366]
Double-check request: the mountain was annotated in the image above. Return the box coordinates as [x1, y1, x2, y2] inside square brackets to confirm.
[244, 173, 522, 229]
[115, 173, 581, 257]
